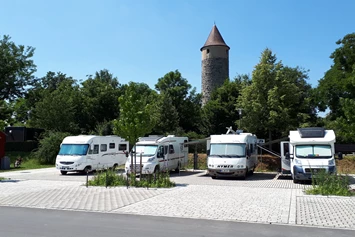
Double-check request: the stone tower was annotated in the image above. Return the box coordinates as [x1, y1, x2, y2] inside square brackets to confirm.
[201, 24, 230, 106]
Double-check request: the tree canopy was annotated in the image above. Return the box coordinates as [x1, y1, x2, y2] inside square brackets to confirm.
[1, 32, 355, 145]
[0, 35, 36, 101]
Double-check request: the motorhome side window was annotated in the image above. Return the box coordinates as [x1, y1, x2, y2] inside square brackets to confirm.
[169, 145, 175, 154]
[109, 143, 115, 149]
[164, 146, 168, 155]
[100, 144, 107, 152]
[93, 145, 99, 154]
[119, 144, 127, 151]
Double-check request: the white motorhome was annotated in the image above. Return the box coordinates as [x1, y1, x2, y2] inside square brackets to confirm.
[280, 127, 343, 183]
[207, 127, 258, 179]
[125, 135, 188, 174]
[55, 135, 129, 175]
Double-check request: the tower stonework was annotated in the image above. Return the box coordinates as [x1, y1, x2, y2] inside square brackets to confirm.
[201, 25, 230, 106]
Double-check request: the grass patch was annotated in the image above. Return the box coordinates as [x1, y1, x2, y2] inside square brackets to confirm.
[0, 177, 5, 181]
[336, 155, 355, 174]
[0, 151, 53, 173]
[186, 153, 207, 170]
[305, 170, 353, 196]
[88, 169, 176, 188]
[255, 155, 280, 172]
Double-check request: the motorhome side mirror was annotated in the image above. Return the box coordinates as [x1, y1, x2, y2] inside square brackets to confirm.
[338, 152, 343, 160]
[125, 151, 129, 158]
[285, 152, 290, 160]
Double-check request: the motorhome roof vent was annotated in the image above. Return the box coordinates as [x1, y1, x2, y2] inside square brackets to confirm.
[297, 127, 325, 138]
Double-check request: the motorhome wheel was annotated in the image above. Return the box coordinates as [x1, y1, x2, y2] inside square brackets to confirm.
[83, 166, 91, 174]
[60, 171, 67, 175]
[175, 162, 181, 173]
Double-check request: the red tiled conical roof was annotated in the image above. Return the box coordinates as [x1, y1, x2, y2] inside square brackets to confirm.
[200, 24, 230, 51]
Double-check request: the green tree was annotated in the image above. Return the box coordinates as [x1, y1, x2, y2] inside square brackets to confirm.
[238, 48, 315, 142]
[326, 98, 355, 143]
[152, 93, 180, 134]
[0, 100, 13, 129]
[0, 35, 37, 101]
[29, 80, 81, 133]
[113, 82, 157, 144]
[10, 98, 29, 126]
[81, 69, 122, 133]
[201, 74, 250, 135]
[316, 33, 355, 119]
[155, 70, 201, 133]
[26, 71, 76, 109]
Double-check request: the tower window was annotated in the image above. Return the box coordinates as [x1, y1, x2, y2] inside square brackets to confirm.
[207, 49, 210, 54]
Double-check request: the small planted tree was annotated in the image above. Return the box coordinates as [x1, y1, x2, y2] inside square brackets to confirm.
[113, 82, 157, 145]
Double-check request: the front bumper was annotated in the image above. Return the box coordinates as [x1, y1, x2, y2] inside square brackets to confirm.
[125, 162, 156, 174]
[208, 168, 246, 177]
[56, 163, 86, 172]
[293, 165, 336, 180]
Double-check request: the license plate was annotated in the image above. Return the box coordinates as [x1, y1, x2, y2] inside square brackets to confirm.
[61, 166, 69, 169]
[220, 170, 230, 173]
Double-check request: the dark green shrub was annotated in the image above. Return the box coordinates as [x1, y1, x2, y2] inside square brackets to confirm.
[306, 170, 353, 196]
[88, 169, 175, 188]
[33, 131, 71, 165]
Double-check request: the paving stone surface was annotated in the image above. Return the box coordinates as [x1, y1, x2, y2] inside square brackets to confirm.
[1, 169, 355, 230]
[0, 180, 167, 212]
[297, 196, 355, 228]
[113, 185, 293, 224]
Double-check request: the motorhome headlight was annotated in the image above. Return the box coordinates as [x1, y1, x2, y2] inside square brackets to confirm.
[328, 159, 335, 166]
[147, 157, 155, 162]
[295, 159, 302, 165]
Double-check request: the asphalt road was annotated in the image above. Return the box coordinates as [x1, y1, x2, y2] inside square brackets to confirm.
[0, 207, 354, 237]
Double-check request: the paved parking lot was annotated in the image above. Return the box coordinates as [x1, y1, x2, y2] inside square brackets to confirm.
[1, 168, 355, 230]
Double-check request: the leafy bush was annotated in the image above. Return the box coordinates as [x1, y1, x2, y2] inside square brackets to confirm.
[88, 169, 175, 188]
[33, 131, 71, 165]
[306, 170, 353, 196]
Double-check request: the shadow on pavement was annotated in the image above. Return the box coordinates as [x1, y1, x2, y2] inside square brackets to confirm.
[170, 170, 205, 177]
[61, 169, 126, 177]
[199, 173, 279, 181]
[0, 179, 21, 183]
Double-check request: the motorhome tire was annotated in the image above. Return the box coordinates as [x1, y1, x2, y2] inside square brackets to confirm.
[154, 166, 160, 174]
[241, 168, 247, 180]
[83, 166, 91, 174]
[112, 164, 118, 170]
[211, 176, 217, 179]
[175, 162, 180, 173]
[60, 171, 67, 175]
[292, 174, 298, 183]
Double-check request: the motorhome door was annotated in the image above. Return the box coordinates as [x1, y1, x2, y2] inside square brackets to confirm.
[280, 141, 291, 174]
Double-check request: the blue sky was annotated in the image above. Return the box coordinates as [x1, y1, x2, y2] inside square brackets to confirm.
[1, 0, 354, 93]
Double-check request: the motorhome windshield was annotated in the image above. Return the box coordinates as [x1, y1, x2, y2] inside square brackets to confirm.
[210, 143, 246, 158]
[58, 144, 89, 156]
[295, 145, 332, 158]
[134, 145, 158, 156]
